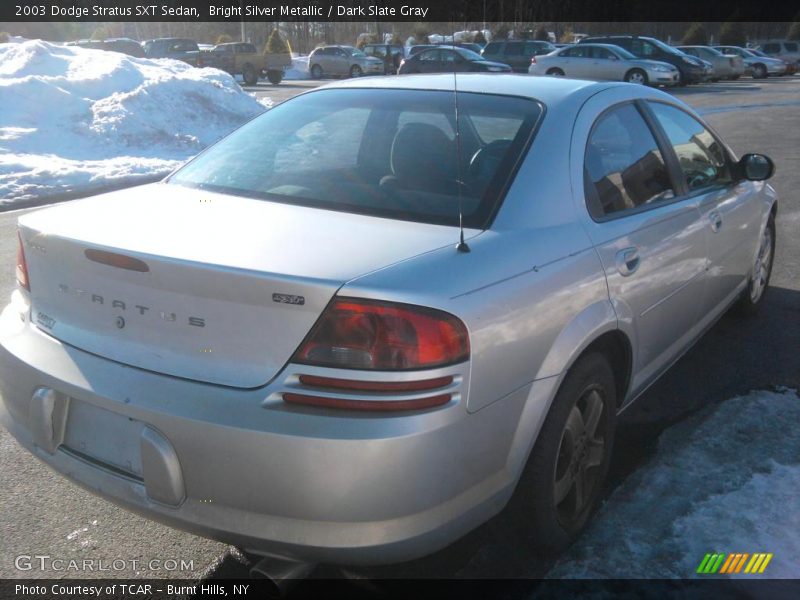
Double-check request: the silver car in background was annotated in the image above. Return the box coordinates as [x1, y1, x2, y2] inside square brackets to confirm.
[529, 43, 680, 86]
[0, 76, 777, 576]
[308, 45, 384, 78]
[678, 45, 745, 80]
[714, 45, 788, 78]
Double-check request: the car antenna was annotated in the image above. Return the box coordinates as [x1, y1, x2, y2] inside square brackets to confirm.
[452, 39, 470, 253]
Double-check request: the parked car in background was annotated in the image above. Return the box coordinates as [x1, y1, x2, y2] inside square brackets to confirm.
[142, 38, 201, 66]
[481, 40, 557, 72]
[398, 46, 511, 74]
[749, 48, 797, 75]
[757, 40, 800, 66]
[408, 44, 438, 56]
[308, 45, 384, 78]
[712, 46, 787, 78]
[66, 38, 145, 58]
[198, 42, 291, 85]
[677, 46, 744, 80]
[529, 43, 679, 86]
[2, 74, 777, 572]
[361, 43, 406, 74]
[580, 36, 707, 84]
[435, 42, 485, 55]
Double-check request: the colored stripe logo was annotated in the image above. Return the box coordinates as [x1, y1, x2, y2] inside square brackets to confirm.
[697, 553, 773, 574]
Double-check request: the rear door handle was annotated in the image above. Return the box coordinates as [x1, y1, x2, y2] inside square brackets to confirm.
[709, 210, 723, 232]
[615, 247, 640, 277]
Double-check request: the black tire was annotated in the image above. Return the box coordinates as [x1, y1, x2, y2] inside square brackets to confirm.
[753, 63, 768, 79]
[349, 64, 363, 78]
[735, 214, 776, 316]
[242, 64, 258, 86]
[546, 68, 565, 76]
[624, 68, 649, 85]
[266, 70, 282, 85]
[508, 353, 617, 554]
[310, 64, 323, 79]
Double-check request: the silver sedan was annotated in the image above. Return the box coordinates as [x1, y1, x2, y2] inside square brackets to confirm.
[529, 43, 680, 86]
[677, 45, 745, 80]
[0, 75, 777, 578]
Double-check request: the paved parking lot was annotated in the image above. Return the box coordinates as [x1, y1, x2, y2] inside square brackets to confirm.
[1, 76, 798, 582]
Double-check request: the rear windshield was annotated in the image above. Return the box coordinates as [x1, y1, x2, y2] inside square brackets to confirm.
[170, 88, 542, 227]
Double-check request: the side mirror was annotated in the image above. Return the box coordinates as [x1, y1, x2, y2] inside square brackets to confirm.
[738, 153, 775, 181]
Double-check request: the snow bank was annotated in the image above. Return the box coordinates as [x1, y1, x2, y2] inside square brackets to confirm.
[285, 55, 310, 80]
[0, 40, 266, 205]
[550, 388, 800, 579]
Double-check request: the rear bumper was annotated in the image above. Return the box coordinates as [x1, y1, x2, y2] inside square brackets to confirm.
[0, 300, 555, 565]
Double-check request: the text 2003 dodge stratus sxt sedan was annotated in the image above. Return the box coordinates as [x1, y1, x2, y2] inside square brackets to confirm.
[0, 75, 776, 570]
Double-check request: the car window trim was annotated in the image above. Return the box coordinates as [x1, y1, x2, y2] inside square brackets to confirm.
[583, 100, 687, 223]
[642, 99, 741, 200]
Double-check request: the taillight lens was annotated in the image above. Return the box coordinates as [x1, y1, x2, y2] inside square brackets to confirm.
[531, 56, 537, 64]
[16, 232, 30, 291]
[292, 298, 469, 370]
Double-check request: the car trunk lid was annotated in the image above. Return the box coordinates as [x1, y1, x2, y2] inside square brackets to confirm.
[19, 183, 465, 388]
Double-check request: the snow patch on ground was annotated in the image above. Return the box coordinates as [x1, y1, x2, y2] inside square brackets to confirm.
[0, 40, 266, 204]
[549, 388, 800, 579]
[285, 55, 310, 80]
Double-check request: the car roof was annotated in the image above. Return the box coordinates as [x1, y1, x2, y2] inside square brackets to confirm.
[317, 73, 619, 106]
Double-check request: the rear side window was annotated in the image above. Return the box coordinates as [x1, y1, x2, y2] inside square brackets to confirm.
[584, 103, 674, 219]
[648, 103, 732, 192]
[763, 43, 780, 53]
[504, 43, 523, 56]
[170, 89, 543, 227]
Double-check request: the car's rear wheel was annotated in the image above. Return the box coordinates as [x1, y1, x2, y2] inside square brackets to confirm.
[753, 63, 768, 79]
[242, 64, 258, 86]
[736, 215, 775, 316]
[509, 353, 616, 553]
[624, 68, 648, 85]
[546, 68, 565, 76]
[350, 64, 363, 78]
[310, 64, 323, 79]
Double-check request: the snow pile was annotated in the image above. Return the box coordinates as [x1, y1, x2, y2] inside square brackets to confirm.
[0, 40, 267, 204]
[550, 388, 800, 579]
[285, 55, 310, 80]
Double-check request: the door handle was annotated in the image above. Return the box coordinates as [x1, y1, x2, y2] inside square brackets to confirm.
[615, 247, 640, 277]
[709, 210, 723, 232]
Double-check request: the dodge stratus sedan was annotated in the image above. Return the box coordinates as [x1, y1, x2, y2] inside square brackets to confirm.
[0, 75, 776, 577]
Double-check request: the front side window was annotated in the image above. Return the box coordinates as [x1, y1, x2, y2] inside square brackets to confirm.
[505, 44, 523, 56]
[169, 89, 542, 227]
[584, 103, 674, 219]
[785, 42, 798, 52]
[590, 47, 613, 59]
[649, 103, 732, 192]
[419, 50, 440, 62]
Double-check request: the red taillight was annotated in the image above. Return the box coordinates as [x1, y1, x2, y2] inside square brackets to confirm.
[292, 298, 469, 370]
[16, 232, 30, 291]
[283, 393, 451, 412]
[531, 56, 537, 64]
[298, 374, 453, 392]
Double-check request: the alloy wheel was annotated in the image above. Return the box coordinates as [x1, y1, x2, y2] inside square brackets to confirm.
[750, 225, 773, 303]
[553, 387, 607, 526]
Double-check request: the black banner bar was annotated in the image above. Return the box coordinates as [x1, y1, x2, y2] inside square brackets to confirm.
[3, 579, 800, 600]
[2, 0, 800, 23]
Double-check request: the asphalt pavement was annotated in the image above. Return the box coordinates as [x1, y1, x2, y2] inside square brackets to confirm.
[1, 76, 798, 582]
